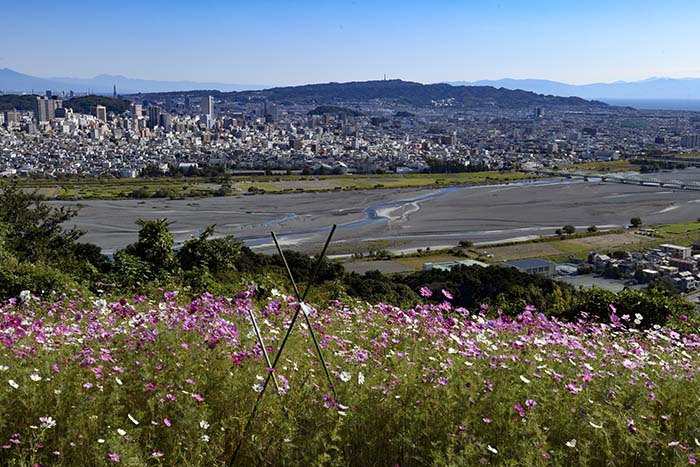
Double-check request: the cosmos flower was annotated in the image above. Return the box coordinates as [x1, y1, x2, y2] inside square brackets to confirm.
[39, 417, 56, 429]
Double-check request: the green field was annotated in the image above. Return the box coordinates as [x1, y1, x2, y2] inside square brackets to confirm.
[561, 159, 638, 172]
[9, 171, 541, 200]
[363, 221, 700, 272]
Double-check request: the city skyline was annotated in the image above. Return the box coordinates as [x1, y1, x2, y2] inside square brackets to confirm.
[4, 0, 700, 86]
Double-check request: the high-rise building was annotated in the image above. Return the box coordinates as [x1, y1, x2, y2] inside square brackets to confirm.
[34, 96, 62, 123]
[263, 101, 278, 122]
[130, 103, 142, 118]
[200, 114, 213, 129]
[159, 113, 173, 132]
[95, 105, 107, 122]
[681, 134, 700, 148]
[148, 106, 161, 129]
[202, 95, 214, 117]
[3, 110, 21, 127]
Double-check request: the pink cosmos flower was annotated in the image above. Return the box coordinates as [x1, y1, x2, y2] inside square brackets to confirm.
[513, 404, 525, 417]
[192, 393, 204, 402]
[419, 287, 432, 298]
[163, 418, 171, 427]
[108, 453, 120, 463]
[441, 289, 453, 300]
[689, 454, 697, 465]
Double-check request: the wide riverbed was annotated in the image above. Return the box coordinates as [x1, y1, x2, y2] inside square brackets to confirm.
[56, 169, 700, 254]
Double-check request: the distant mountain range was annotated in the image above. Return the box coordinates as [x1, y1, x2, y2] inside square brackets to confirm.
[0, 68, 265, 94]
[447, 78, 700, 100]
[3, 67, 700, 101]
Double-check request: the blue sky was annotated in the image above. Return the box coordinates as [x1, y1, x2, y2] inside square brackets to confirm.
[4, 0, 700, 86]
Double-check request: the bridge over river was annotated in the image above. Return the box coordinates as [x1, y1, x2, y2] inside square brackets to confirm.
[524, 168, 700, 190]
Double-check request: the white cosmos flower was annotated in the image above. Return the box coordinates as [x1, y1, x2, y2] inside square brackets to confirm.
[19, 290, 31, 302]
[128, 414, 139, 425]
[487, 445, 498, 454]
[252, 382, 264, 393]
[97, 439, 105, 444]
[201, 434, 210, 443]
[339, 371, 351, 383]
[199, 420, 210, 430]
[40, 416, 56, 429]
[519, 375, 531, 384]
[30, 373, 42, 382]
[115, 377, 123, 386]
[8, 379, 19, 389]
[566, 439, 577, 448]
[358, 372, 365, 385]
[0, 365, 9, 372]
[117, 428, 127, 436]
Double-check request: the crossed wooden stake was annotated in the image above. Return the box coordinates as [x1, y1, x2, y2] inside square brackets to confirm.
[231, 225, 338, 464]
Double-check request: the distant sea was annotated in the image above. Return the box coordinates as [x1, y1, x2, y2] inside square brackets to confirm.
[602, 99, 700, 112]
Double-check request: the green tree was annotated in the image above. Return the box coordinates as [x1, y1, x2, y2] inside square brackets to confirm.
[0, 183, 82, 263]
[630, 217, 642, 227]
[562, 225, 576, 235]
[120, 219, 176, 278]
[177, 226, 242, 274]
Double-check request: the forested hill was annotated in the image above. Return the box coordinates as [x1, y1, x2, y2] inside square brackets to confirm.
[136, 79, 609, 109]
[63, 95, 130, 114]
[0, 94, 130, 113]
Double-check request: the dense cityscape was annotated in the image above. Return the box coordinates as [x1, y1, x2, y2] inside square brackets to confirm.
[2, 83, 700, 178]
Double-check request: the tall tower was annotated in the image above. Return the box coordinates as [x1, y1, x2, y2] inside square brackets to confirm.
[202, 95, 214, 118]
[113, 85, 117, 98]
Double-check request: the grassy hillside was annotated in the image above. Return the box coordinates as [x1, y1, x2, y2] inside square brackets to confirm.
[0, 289, 697, 465]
